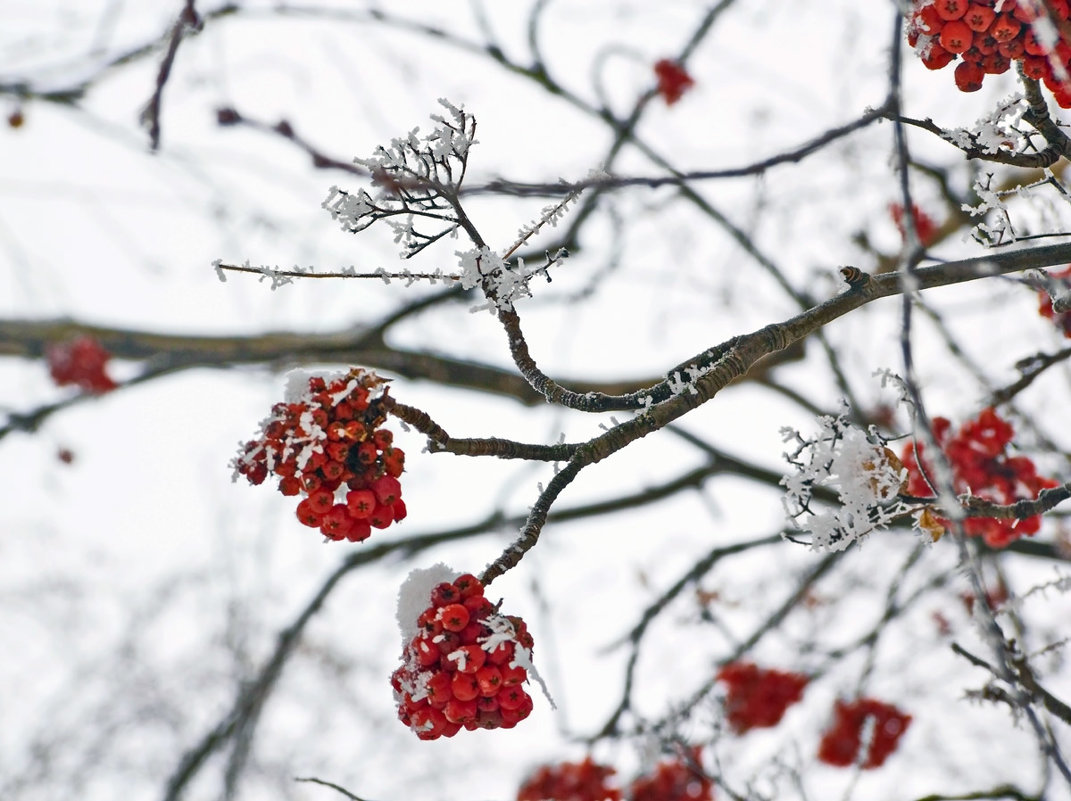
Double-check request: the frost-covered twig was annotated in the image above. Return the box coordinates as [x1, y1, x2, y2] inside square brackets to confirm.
[780, 407, 914, 552]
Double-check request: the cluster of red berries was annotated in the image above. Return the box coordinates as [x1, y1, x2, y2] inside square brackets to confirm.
[233, 368, 406, 542]
[654, 59, 695, 105]
[629, 747, 712, 801]
[907, 0, 1071, 104]
[1037, 265, 1071, 337]
[889, 202, 938, 246]
[517, 757, 621, 801]
[392, 573, 535, 739]
[716, 662, 809, 734]
[519, 748, 711, 801]
[817, 699, 913, 769]
[46, 335, 117, 393]
[901, 407, 1058, 547]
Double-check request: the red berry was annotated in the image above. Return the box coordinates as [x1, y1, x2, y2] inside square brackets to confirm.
[430, 582, 460, 607]
[345, 520, 372, 542]
[954, 59, 985, 91]
[962, 3, 995, 30]
[451, 672, 480, 702]
[449, 644, 486, 674]
[939, 19, 974, 53]
[934, 0, 968, 20]
[295, 498, 322, 527]
[921, 42, 956, 69]
[989, 13, 1020, 42]
[371, 475, 402, 505]
[345, 489, 376, 518]
[476, 665, 503, 696]
[439, 603, 471, 632]
[369, 504, 395, 528]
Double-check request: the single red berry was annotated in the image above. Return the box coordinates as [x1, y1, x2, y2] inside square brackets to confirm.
[939, 19, 974, 53]
[346, 520, 372, 542]
[443, 697, 479, 725]
[369, 504, 395, 528]
[439, 603, 471, 632]
[962, 3, 995, 30]
[296, 497, 323, 527]
[345, 489, 376, 518]
[430, 582, 460, 607]
[954, 59, 985, 91]
[498, 685, 531, 711]
[449, 644, 487, 674]
[934, 0, 968, 20]
[425, 671, 453, 706]
[451, 672, 481, 702]
[319, 504, 354, 539]
[989, 13, 1020, 42]
[308, 488, 334, 515]
[921, 42, 956, 69]
[371, 475, 402, 505]
[476, 665, 503, 696]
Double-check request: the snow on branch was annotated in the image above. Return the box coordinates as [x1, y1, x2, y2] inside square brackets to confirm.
[780, 406, 912, 552]
[321, 99, 477, 259]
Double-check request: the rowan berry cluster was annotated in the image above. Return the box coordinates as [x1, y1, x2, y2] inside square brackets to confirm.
[232, 368, 406, 542]
[653, 59, 695, 105]
[391, 573, 535, 739]
[817, 699, 912, 769]
[901, 407, 1058, 547]
[629, 747, 713, 801]
[906, 0, 1071, 104]
[1037, 265, 1071, 337]
[517, 757, 621, 801]
[518, 749, 711, 801]
[716, 662, 809, 734]
[889, 202, 938, 246]
[46, 335, 117, 393]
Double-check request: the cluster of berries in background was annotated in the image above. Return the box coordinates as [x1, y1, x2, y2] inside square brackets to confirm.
[1037, 265, 1071, 337]
[717, 662, 910, 769]
[817, 699, 913, 769]
[518, 757, 622, 801]
[717, 662, 809, 733]
[232, 368, 406, 543]
[518, 748, 712, 801]
[901, 407, 1058, 547]
[906, 0, 1071, 103]
[653, 59, 695, 105]
[46, 335, 117, 394]
[392, 573, 535, 739]
[889, 202, 939, 246]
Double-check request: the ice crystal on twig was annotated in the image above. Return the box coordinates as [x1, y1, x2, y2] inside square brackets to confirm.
[321, 99, 477, 259]
[781, 406, 911, 552]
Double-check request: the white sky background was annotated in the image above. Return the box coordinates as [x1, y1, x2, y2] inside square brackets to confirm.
[3, 1, 1071, 800]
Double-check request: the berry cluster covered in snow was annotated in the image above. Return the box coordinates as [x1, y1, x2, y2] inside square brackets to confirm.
[391, 568, 536, 739]
[716, 662, 809, 734]
[232, 368, 406, 542]
[46, 335, 117, 393]
[901, 407, 1057, 547]
[781, 409, 911, 552]
[907, 0, 1071, 103]
[817, 699, 913, 769]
